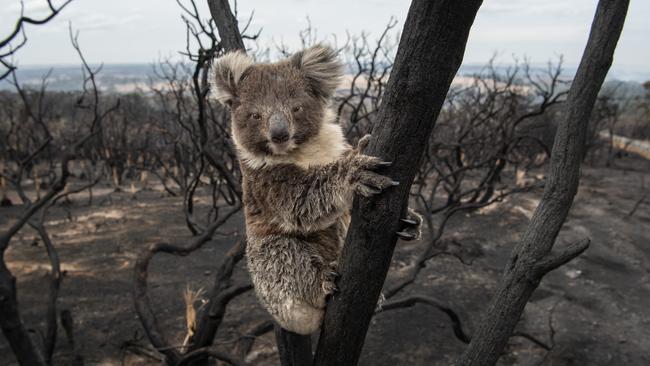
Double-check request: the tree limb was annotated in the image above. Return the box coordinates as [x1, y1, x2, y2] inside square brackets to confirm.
[456, 1, 629, 365]
[206, 0, 245, 52]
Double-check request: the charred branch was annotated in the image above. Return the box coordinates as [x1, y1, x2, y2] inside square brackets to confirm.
[456, 1, 629, 365]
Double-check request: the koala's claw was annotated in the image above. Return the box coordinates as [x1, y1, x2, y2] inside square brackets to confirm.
[396, 231, 417, 240]
[330, 269, 340, 280]
[400, 218, 418, 226]
[354, 169, 397, 197]
[397, 209, 423, 241]
[345, 144, 396, 197]
[324, 264, 340, 296]
[331, 284, 340, 294]
[323, 279, 338, 296]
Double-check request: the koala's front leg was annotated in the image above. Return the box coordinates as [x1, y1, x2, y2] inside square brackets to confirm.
[269, 136, 397, 232]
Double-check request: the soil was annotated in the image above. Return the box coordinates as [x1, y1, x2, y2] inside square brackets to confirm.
[1, 153, 648, 366]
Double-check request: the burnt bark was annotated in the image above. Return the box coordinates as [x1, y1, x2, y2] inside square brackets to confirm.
[0, 263, 46, 365]
[207, 0, 245, 52]
[456, 1, 629, 365]
[274, 324, 313, 366]
[60, 309, 84, 366]
[312, 1, 483, 365]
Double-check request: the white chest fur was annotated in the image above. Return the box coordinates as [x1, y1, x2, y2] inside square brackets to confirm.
[236, 109, 349, 170]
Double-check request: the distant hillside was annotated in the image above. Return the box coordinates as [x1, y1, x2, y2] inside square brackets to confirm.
[0, 64, 156, 93]
[2, 63, 649, 93]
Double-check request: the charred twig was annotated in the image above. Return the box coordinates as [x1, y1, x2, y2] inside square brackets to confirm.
[627, 193, 647, 217]
[1, 0, 73, 80]
[511, 332, 551, 351]
[379, 295, 472, 344]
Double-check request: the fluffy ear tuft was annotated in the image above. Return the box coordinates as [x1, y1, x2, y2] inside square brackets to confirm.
[210, 51, 254, 106]
[290, 44, 343, 100]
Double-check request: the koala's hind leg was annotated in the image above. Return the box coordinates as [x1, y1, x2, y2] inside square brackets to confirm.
[247, 236, 333, 335]
[276, 298, 324, 335]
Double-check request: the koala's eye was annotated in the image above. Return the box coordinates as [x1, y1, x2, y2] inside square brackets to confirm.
[250, 113, 262, 120]
[292, 106, 303, 113]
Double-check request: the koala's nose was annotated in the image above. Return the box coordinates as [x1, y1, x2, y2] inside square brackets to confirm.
[269, 112, 290, 143]
[271, 130, 290, 143]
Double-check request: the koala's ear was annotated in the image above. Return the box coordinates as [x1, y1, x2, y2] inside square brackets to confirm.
[290, 44, 343, 100]
[210, 51, 254, 107]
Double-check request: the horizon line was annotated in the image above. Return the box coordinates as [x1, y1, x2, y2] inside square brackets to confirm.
[9, 61, 650, 71]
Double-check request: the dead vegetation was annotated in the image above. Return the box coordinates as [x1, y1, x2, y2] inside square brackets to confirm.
[1, 0, 647, 365]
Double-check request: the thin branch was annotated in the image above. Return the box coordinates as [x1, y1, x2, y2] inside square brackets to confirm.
[379, 295, 471, 344]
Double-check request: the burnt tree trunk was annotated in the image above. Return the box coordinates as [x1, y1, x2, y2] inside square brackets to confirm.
[274, 324, 313, 366]
[207, 0, 245, 52]
[456, 1, 629, 365]
[0, 164, 70, 366]
[312, 1, 483, 365]
[0, 262, 46, 366]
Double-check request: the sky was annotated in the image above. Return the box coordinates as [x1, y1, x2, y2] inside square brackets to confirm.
[1, 0, 649, 75]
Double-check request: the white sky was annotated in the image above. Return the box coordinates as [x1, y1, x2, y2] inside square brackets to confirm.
[1, 0, 648, 71]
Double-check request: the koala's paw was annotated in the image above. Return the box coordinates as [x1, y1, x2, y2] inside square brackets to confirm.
[354, 167, 398, 197]
[322, 261, 340, 299]
[322, 270, 339, 296]
[356, 134, 372, 153]
[396, 208, 423, 241]
[345, 138, 397, 198]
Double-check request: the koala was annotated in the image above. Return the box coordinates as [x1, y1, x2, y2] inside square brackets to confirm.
[210, 45, 421, 335]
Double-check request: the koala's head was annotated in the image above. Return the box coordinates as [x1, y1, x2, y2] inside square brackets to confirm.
[210, 45, 342, 161]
